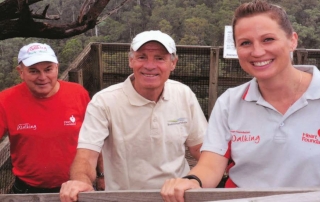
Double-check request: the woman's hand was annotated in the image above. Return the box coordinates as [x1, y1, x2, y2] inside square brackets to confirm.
[160, 178, 201, 202]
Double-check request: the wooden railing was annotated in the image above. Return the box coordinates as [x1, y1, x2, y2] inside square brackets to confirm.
[0, 188, 320, 201]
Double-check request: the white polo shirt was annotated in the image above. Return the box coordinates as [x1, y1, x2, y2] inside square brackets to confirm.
[78, 74, 207, 190]
[202, 65, 320, 188]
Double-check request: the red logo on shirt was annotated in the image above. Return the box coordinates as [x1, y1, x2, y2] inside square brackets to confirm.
[302, 132, 320, 145]
[230, 130, 260, 144]
[64, 115, 76, 126]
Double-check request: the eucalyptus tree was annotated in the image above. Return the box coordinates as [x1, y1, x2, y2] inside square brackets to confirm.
[0, 0, 131, 40]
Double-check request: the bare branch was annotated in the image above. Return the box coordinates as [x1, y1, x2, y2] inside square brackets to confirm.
[31, 4, 60, 20]
[0, 0, 131, 40]
[78, 0, 95, 24]
[97, 0, 132, 24]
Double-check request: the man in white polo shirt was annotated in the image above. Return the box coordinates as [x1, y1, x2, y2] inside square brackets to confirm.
[60, 30, 207, 202]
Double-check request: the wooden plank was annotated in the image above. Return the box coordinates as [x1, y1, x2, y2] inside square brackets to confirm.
[211, 191, 320, 202]
[1, 188, 319, 202]
[0, 193, 60, 201]
[78, 190, 163, 202]
[184, 188, 320, 201]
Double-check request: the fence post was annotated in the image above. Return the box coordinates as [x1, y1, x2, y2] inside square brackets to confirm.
[68, 69, 83, 85]
[208, 47, 220, 117]
[98, 44, 103, 90]
[89, 43, 103, 96]
[295, 48, 308, 64]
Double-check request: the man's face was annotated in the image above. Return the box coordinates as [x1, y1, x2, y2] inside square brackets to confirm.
[129, 41, 177, 96]
[17, 62, 59, 98]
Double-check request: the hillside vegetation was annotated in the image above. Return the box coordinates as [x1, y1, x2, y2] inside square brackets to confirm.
[1, 0, 320, 90]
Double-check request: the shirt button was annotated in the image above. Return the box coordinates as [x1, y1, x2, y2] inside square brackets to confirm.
[280, 122, 284, 127]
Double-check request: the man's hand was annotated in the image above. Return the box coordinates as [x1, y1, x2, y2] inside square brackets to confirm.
[60, 180, 94, 202]
[160, 178, 201, 202]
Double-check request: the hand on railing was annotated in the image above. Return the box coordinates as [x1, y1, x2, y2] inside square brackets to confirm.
[60, 180, 94, 202]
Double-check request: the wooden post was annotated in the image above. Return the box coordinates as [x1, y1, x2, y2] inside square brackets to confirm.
[89, 44, 103, 97]
[295, 48, 308, 64]
[68, 69, 83, 86]
[98, 44, 103, 90]
[208, 47, 220, 118]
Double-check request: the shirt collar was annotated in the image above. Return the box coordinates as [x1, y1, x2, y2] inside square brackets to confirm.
[242, 65, 320, 102]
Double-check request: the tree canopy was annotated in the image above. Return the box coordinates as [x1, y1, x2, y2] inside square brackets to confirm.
[0, 0, 131, 39]
[1, 0, 320, 90]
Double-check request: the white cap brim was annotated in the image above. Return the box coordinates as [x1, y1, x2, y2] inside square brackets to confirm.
[22, 55, 58, 66]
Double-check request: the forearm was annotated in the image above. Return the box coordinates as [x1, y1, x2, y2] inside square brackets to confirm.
[70, 149, 99, 185]
[188, 151, 228, 188]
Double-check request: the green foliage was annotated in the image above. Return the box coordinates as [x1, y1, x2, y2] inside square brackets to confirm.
[158, 19, 173, 35]
[60, 38, 83, 72]
[97, 18, 126, 42]
[149, 3, 186, 36]
[2, 0, 320, 90]
[181, 17, 210, 45]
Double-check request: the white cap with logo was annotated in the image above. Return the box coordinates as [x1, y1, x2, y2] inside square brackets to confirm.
[130, 30, 176, 54]
[18, 43, 58, 66]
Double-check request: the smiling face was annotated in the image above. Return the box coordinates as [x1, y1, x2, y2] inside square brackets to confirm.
[234, 13, 298, 81]
[129, 41, 177, 99]
[17, 62, 60, 98]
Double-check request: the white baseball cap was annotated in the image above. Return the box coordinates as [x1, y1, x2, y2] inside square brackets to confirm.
[130, 30, 176, 54]
[18, 43, 58, 66]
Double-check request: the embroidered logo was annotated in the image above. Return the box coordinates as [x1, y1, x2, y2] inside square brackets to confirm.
[301, 130, 320, 145]
[167, 118, 188, 126]
[64, 115, 76, 126]
[17, 123, 37, 130]
[27, 44, 48, 55]
[230, 130, 260, 144]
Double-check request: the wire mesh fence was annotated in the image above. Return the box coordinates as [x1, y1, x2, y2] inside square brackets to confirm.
[0, 136, 14, 194]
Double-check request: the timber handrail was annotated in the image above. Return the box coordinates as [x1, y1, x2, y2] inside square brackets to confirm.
[0, 187, 320, 201]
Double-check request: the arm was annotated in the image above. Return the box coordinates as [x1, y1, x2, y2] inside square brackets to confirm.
[95, 152, 105, 191]
[60, 148, 99, 202]
[189, 151, 228, 188]
[188, 143, 202, 161]
[161, 151, 228, 202]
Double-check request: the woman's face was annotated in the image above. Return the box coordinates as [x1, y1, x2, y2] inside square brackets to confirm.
[234, 13, 298, 81]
